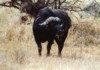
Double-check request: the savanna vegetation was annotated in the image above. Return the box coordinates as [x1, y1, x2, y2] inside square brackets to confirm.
[0, 0, 100, 70]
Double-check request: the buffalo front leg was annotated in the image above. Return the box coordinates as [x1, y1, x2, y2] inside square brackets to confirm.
[56, 31, 68, 56]
[47, 41, 53, 56]
[58, 42, 64, 57]
[37, 43, 42, 56]
[55, 37, 65, 57]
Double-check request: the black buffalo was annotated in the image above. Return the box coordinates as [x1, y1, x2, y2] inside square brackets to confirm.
[33, 7, 71, 56]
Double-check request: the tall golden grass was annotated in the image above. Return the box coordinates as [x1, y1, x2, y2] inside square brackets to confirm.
[0, 7, 100, 70]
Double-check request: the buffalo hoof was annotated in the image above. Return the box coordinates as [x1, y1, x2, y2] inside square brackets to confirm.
[58, 53, 62, 57]
[39, 53, 42, 56]
[46, 54, 50, 57]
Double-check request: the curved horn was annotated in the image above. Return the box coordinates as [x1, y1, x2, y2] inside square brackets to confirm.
[40, 17, 61, 26]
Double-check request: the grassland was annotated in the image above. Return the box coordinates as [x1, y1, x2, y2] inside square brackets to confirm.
[0, 7, 100, 70]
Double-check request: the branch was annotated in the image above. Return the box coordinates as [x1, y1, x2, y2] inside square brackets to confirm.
[0, 1, 11, 7]
[0, 1, 20, 9]
[94, 0, 100, 7]
[45, 0, 50, 6]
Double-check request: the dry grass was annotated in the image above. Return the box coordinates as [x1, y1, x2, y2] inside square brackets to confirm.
[0, 7, 100, 70]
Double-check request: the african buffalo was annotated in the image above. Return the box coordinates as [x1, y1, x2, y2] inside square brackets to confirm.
[33, 7, 71, 56]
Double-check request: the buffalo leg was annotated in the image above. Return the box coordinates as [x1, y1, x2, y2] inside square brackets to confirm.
[55, 38, 64, 56]
[37, 43, 42, 56]
[58, 42, 64, 56]
[55, 31, 68, 56]
[47, 41, 53, 56]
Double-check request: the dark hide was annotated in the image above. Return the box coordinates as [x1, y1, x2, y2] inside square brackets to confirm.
[33, 7, 71, 56]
